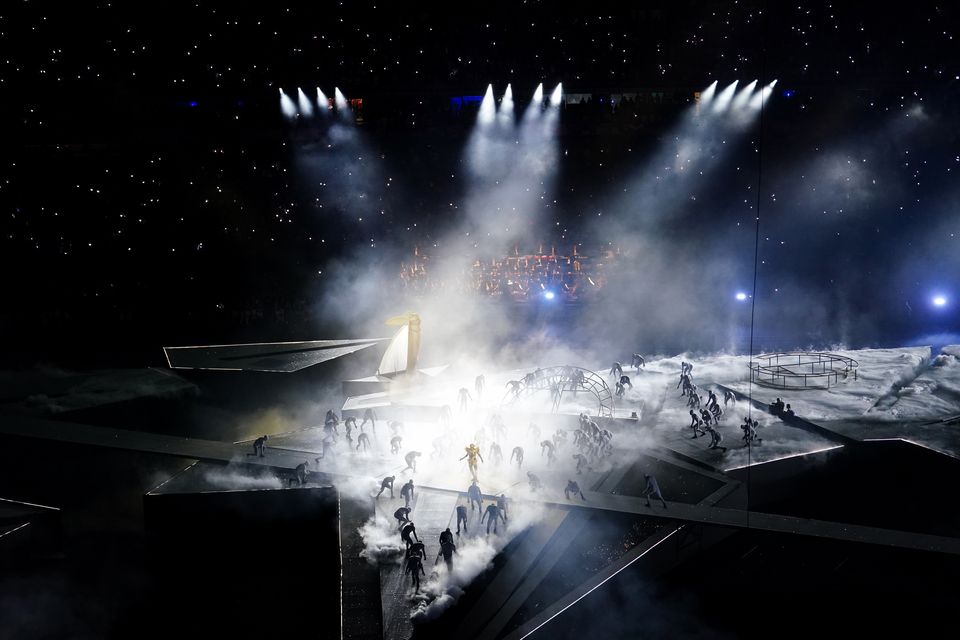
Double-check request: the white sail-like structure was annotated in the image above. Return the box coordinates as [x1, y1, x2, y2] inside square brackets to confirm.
[377, 324, 409, 377]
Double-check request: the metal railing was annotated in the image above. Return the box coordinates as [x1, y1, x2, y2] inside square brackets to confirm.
[749, 352, 859, 390]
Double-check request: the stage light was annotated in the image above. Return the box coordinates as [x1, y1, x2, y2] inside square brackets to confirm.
[334, 87, 349, 111]
[736, 292, 748, 301]
[731, 80, 757, 111]
[933, 295, 947, 307]
[279, 88, 297, 120]
[478, 84, 496, 125]
[748, 80, 778, 110]
[522, 83, 545, 124]
[699, 80, 718, 107]
[549, 82, 563, 107]
[712, 80, 739, 112]
[297, 88, 313, 117]
[317, 88, 330, 112]
[543, 291, 556, 300]
[497, 84, 515, 126]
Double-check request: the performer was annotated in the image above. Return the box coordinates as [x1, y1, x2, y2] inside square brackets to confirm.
[460, 443, 484, 481]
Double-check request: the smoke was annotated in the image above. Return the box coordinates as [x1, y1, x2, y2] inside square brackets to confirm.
[359, 515, 405, 564]
[201, 464, 283, 490]
[409, 499, 549, 624]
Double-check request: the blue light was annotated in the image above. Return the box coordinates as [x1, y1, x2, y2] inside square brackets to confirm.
[782, 89, 794, 98]
[543, 291, 556, 300]
[188, 101, 199, 107]
[933, 295, 947, 307]
[736, 292, 748, 301]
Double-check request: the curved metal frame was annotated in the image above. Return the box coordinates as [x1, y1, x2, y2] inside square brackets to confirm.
[502, 366, 614, 417]
[749, 352, 859, 390]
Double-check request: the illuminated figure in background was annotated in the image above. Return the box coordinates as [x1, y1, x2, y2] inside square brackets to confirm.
[573, 453, 590, 474]
[699, 408, 713, 428]
[489, 413, 507, 442]
[390, 435, 403, 455]
[540, 440, 557, 466]
[481, 502, 504, 534]
[528, 422, 541, 441]
[497, 493, 508, 521]
[552, 428, 567, 450]
[457, 387, 473, 411]
[456, 504, 468, 535]
[741, 418, 763, 445]
[632, 353, 645, 371]
[710, 402, 724, 422]
[599, 429, 614, 456]
[642, 474, 667, 508]
[325, 409, 340, 428]
[564, 479, 586, 501]
[360, 408, 377, 435]
[356, 432, 371, 452]
[467, 480, 483, 513]
[436, 539, 457, 571]
[248, 435, 268, 458]
[439, 527, 454, 547]
[475, 374, 485, 397]
[619, 375, 632, 390]
[689, 410, 706, 438]
[394, 506, 411, 527]
[706, 390, 719, 410]
[289, 461, 309, 487]
[460, 443, 484, 481]
[407, 540, 426, 562]
[527, 471, 542, 491]
[400, 479, 415, 508]
[402, 451, 421, 474]
[343, 417, 356, 445]
[506, 380, 522, 397]
[570, 369, 585, 394]
[551, 381, 562, 408]
[472, 426, 488, 451]
[724, 389, 737, 407]
[610, 362, 623, 379]
[510, 446, 524, 467]
[431, 436, 448, 460]
[376, 475, 396, 499]
[705, 425, 727, 452]
[405, 552, 426, 594]
[615, 381, 625, 398]
[488, 441, 503, 466]
[314, 434, 336, 462]
[401, 521, 419, 548]
[439, 405, 453, 428]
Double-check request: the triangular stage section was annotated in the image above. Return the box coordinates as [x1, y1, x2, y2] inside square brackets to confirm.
[163, 338, 389, 373]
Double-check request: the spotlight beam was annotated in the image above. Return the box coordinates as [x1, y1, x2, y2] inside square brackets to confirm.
[712, 80, 739, 113]
[279, 88, 297, 120]
[297, 88, 314, 117]
[317, 88, 330, 114]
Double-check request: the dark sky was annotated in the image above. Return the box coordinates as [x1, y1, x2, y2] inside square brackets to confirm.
[1, 1, 958, 360]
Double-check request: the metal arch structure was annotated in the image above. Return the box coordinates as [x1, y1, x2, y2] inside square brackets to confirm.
[501, 365, 615, 417]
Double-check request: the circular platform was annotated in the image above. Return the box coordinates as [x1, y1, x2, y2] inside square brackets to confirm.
[749, 352, 859, 390]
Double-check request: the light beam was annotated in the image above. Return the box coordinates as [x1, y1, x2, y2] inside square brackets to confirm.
[279, 88, 297, 120]
[297, 88, 314, 117]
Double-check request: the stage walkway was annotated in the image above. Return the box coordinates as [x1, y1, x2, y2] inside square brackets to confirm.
[3, 412, 959, 557]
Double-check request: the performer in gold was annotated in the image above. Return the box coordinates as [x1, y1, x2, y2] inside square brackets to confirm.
[459, 443, 484, 482]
